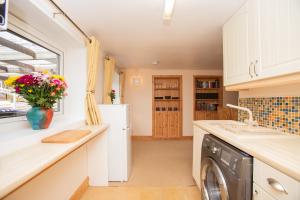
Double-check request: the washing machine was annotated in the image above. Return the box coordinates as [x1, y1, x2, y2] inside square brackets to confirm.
[200, 134, 253, 200]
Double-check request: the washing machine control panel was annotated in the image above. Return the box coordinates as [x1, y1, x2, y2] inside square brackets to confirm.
[203, 135, 241, 175]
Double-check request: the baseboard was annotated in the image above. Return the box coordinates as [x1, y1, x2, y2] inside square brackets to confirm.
[132, 136, 193, 140]
[70, 177, 89, 200]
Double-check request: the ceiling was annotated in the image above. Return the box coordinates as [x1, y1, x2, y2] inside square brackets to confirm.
[54, 0, 246, 69]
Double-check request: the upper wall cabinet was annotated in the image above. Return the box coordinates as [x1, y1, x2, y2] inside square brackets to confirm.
[223, 3, 250, 86]
[223, 0, 300, 88]
[223, 0, 260, 86]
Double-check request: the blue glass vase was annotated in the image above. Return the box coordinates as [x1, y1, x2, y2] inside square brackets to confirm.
[26, 107, 54, 130]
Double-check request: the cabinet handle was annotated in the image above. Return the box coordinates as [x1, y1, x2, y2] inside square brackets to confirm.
[254, 60, 259, 76]
[249, 62, 253, 78]
[267, 178, 288, 195]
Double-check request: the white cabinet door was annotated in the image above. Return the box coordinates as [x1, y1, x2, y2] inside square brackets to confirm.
[259, 0, 300, 79]
[248, 0, 261, 78]
[259, 0, 289, 77]
[253, 183, 277, 200]
[289, 0, 300, 63]
[223, 3, 250, 86]
[223, 0, 300, 88]
[192, 125, 207, 189]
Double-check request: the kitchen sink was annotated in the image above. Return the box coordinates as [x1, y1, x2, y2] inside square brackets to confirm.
[213, 122, 288, 138]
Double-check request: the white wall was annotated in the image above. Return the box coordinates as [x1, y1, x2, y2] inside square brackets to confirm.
[123, 68, 237, 136]
[239, 83, 300, 98]
[63, 48, 87, 120]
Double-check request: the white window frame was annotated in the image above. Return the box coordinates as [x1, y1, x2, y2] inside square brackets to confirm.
[0, 16, 65, 124]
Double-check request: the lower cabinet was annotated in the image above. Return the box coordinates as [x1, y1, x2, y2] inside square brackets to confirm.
[253, 183, 277, 200]
[154, 111, 181, 138]
[253, 158, 300, 200]
[192, 125, 208, 189]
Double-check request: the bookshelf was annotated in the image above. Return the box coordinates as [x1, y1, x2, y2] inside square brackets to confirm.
[193, 76, 223, 120]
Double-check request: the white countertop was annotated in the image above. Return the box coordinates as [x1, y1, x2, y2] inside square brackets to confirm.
[194, 120, 300, 182]
[0, 123, 109, 199]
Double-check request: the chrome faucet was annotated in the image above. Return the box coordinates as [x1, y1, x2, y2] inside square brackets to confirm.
[226, 104, 257, 126]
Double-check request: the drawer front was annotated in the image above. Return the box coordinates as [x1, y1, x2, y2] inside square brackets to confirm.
[253, 183, 277, 200]
[254, 159, 300, 200]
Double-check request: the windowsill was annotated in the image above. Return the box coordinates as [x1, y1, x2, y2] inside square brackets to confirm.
[0, 116, 86, 157]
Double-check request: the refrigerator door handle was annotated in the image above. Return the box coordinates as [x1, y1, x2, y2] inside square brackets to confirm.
[122, 127, 130, 131]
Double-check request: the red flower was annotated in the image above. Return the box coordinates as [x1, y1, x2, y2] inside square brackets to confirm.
[16, 74, 38, 86]
[15, 86, 20, 93]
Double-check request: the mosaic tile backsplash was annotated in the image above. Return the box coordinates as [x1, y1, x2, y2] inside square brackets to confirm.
[239, 97, 300, 135]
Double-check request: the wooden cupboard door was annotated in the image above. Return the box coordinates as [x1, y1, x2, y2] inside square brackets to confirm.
[168, 111, 180, 138]
[194, 111, 206, 120]
[154, 112, 164, 138]
[223, 3, 250, 86]
[162, 111, 169, 138]
[154, 111, 169, 138]
[205, 111, 218, 120]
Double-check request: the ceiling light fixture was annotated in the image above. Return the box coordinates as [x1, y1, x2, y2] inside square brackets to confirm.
[163, 0, 176, 21]
[152, 60, 159, 65]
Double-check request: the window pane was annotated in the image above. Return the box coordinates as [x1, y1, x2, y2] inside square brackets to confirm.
[0, 30, 61, 119]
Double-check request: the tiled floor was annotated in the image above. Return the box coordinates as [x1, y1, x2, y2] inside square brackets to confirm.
[80, 140, 198, 200]
[110, 140, 194, 186]
[80, 186, 201, 200]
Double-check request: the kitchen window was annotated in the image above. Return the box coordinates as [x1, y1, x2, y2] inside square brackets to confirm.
[0, 30, 61, 119]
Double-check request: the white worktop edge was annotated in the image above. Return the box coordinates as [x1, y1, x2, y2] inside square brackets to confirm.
[0, 124, 109, 199]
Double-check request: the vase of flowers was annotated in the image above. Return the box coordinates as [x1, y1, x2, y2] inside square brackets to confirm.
[109, 89, 116, 104]
[4, 72, 67, 130]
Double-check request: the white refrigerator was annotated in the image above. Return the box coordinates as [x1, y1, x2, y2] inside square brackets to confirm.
[98, 104, 132, 182]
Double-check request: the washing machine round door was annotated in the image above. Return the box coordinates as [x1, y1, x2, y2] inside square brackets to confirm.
[201, 157, 229, 200]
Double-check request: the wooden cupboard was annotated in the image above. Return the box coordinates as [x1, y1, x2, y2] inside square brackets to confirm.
[193, 76, 223, 120]
[152, 75, 182, 138]
[223, 0, 300, 89]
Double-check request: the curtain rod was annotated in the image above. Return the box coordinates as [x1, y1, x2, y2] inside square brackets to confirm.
[48, 0, 91, 43]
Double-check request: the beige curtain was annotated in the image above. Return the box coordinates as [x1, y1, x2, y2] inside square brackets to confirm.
[103, 57, 116, 104]
[119, 72, 125, 104]
[85, 36, 102, 125]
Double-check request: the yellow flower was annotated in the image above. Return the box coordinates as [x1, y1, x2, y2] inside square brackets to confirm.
[52, 74, 65, 81]
[20, 84, 25, 87]
[4, 76, 19, 86]
[28, 89, 33, 93]
[42, 70, 50, 74]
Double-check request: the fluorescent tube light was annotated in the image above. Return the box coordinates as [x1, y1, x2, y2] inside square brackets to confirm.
[163, 0, 175, 20]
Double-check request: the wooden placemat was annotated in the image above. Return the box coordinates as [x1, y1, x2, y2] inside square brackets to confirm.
[42, 130, 91, 143]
